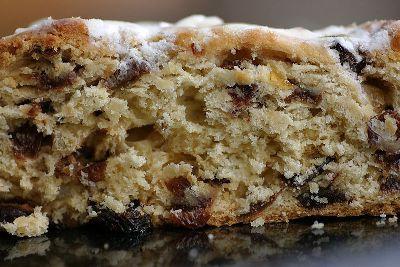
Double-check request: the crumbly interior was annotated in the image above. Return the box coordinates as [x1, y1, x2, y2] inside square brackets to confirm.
[1, 16, 400, 237]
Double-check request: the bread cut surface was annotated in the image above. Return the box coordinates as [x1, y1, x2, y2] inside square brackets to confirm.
[1, 15, 400, 237]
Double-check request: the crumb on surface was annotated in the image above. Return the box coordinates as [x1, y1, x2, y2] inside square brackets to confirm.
[0, 207, 49, 237]
[251, 217, 265, 227]
[311, 220, 324, 230]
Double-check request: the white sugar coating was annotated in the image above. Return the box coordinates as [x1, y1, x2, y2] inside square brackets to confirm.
[175, 14, 223, 27]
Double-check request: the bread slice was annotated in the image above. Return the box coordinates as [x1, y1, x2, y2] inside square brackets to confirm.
[1, 15, 400, 237]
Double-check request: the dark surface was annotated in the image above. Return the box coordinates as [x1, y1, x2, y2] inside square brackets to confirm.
[1, 217, 400, 267]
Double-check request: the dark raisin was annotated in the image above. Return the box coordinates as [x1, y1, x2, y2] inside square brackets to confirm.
[16, 99, 32, 106]
[0, 201, 34, 223]
[93, 110, 104, 117]
[297, 187, 347, 209]
[92, 201, 152, 233]
[165, 176, 191, 198]
[381, 175, 400, 192]
[9, 122, 53, 159]
[29, 45, 59, 58]
[287, 157, 335, 187]
[227, 84, 263, 114]
[105, 59, 150, 89]
[330, 42, 366, 74]
[169, 199, 212, 229]
[55, 153, 83, 179]
[367, 110, 400, 154]
[375, 150, 400, 171]
[81, 161, 107, 182]
[240, 187, 285, 220]
[221, 48, 261, 70]
[39, 100, 55, 114]
[33, 71, 77, 90]
[284, 87, 322, 105]
[202, 177, 230, 186]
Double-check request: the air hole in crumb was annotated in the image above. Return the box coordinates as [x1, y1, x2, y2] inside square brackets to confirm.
[126, 124, 154, 142]
[362, 77, 395, 112]
[177, 88, 206, 124]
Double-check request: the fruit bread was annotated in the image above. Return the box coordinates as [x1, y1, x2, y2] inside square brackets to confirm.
[0, 15, 400, 237]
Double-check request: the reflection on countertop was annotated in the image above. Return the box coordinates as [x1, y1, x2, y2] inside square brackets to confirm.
[1, 217, 400, 267]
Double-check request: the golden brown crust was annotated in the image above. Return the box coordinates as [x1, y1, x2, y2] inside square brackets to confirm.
[0, 18, 89, 68]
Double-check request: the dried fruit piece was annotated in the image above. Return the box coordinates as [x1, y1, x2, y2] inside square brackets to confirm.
[227, 84, 263, 115]
[170, 198, 211, 228]
[202, 177, 230, 186]
[105, 58, 150, 88]
[330, 42, 367, 74]
[39, 100, 55, 114]
[0, 201, 34, 223]
[284, 87, 322, 105]
[92, 201, 152, 233]
[288, 157, 335, 187]
[297, 187, 347, 209]
[81, 161, 107, 182]
[32, 70, 77, 90]
[367, 110, 400, 154]
[10, 122, 53, 159]
[221, 48, 261, 70]
[165, 176, 191, 198]
[381, 175, 400, 192]
[55, 153, 82, 179]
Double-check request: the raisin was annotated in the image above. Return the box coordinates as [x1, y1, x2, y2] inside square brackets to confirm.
[0, 201, 34, 223]
[29, 45, 59, 58]
[240, 186, 285, 220]
[202, 177, 230, 186]
[92, 201, 152, 233]
[10, 122, 53, 159]
[227, 83, 263, 115]
[33, 70, 77, 90]
[105, 59, 150, 89]
[330, 42, 367, 74]
[55, 153, 83, 179]
[381, 175, 400, 192]
[81, 161, 107, 182]
[288, 157, 335, 187]
[165, 176, 191, 198]
[367, 110, 400, 154]
[39, 100, 55, 114]
[170, 198, 211, 229]
[221, 48, 261, 70]
[297, 187, 347, 209]
[375, 150, 400, 170]
[284, 87, 322, 105]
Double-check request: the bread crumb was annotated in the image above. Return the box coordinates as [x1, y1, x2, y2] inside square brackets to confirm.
[376, 220, 386, 227]
[311, 220, 324, 229]
[388, 216, 398, 224]
[207, 233, 214, 240]
[251, 217, 265, 227]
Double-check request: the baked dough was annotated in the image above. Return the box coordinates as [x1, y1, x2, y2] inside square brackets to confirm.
[0, 15, 399, 236]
